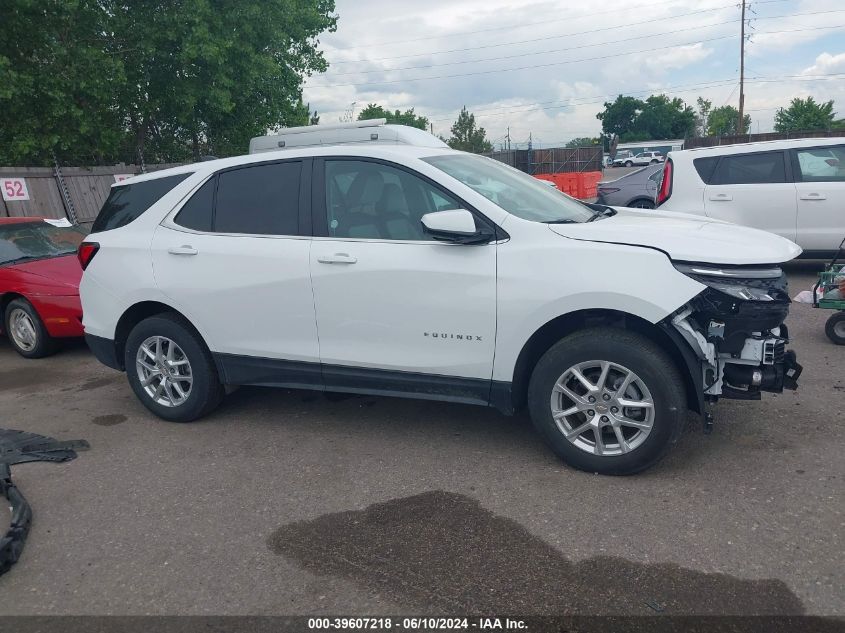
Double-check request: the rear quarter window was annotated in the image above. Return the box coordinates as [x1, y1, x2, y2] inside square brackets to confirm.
[92, 173, 190, 233]
[693, 157, 720, 184]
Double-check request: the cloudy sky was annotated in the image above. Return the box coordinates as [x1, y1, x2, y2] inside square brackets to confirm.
[301, 0, 845, 148]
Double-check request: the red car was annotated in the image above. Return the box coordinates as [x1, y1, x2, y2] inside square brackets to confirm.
[0, 217, 87, 358]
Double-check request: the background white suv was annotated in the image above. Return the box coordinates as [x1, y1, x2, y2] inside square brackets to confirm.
[614, 151, 664, 167]
[79, 144, 802, 475]
[657, 138, 845, 257]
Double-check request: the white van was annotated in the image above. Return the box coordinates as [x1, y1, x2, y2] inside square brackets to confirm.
[249, 119, 447, 154]
[656, 137, 845, 257]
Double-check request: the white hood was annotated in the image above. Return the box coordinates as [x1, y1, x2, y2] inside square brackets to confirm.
[547, 207, 802, 265]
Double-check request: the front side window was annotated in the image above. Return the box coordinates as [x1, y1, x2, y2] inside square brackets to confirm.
[423, 154, 594, 224]
[712, 151, 787, 185]
[215, 162, 301, 235]
[796, 145, 845, 182]
[92, 173, 191, 233]
[324, 160, 460, 240]
[0, 222, 88, 266]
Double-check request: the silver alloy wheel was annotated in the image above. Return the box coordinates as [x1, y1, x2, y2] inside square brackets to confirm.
[135, 336, 193, 407]
[550, 360, 655, 456]
[835, 320, 845, 339]
[8, 308, 37, 352]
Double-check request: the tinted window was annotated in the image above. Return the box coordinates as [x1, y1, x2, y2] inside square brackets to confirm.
[325, 160, 460, 240]
[712, 152, 787, 185]
[796, 145, 845, 182]
[215, 162, 301, 235]
[0, 222, 88, 266]
[174, 178, 215, 232]
[693, 156, 720, 184]
[92, 173, 190, 233]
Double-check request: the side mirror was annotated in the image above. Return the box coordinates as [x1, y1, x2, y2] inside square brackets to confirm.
[421, 209, 494, 245]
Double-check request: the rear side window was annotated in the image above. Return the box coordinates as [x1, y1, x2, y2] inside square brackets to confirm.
[712, 151, 787, 185]
[174, 178, 215, 232]
[214, 162, 301, 235]
[795, 145, 845, 182]
[92, 173, 190, 233]
[693, 157, 720, 184]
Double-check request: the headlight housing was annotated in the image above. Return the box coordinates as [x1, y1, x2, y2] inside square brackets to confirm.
[674, 263, 789, 303]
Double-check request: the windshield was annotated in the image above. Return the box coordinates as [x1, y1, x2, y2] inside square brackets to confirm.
[0, 222, 88, 266]
[423, 154, 594, 223]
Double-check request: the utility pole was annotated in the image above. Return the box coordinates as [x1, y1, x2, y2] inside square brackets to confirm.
[737, 0, 746, 135]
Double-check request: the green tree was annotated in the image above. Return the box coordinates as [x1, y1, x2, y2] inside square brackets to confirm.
[597, 94, 695, 143]
[0, 0, 126, 165]
[0, 0, 337, 166]
[774, 97, 836, 132]
[596, 95, 644, 142]
[695, 97, 712, 137]
[447, 107, 493, 153]
[707, 105, 750, 136]
[357, 104, 430, 130]
[565, 137, 600, 148]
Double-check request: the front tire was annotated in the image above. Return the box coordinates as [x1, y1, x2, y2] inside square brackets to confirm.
[625, 160, 633, 167]
[528, 328, 685, 475]
[125, 314, 224, 422]
[3, 298, 56, 358]
[825, 312, 845, 345]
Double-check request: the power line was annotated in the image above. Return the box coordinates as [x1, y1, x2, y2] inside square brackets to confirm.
[307, 22, 845, 90]
[327, 3, 741, 64]
[325, 1, 812, 66]
[325, 18, 742, 78]
[430, 73, 845, 123]
[324, 0, 711, 51]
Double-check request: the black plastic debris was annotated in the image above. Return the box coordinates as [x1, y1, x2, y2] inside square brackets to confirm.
[0, 429, 89, 576]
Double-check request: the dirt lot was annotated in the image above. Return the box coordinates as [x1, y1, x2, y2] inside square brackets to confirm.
[0, 262, 841, 616]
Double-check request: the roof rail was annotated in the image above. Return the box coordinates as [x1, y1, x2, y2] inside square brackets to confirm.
[249, 120, 447, 154]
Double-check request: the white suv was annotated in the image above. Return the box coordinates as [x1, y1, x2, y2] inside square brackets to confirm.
[614, 151, 664, 167]
[79, 144, 803, 475]
[657, 138, 845, 257]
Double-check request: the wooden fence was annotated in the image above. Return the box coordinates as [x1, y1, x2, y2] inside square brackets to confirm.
[0, 164, 181, 223]
[485, 146, 603, 174]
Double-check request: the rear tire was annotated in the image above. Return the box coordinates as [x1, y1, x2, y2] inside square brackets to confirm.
[650, 159, 659, 164]
[629, 198, 655, 209]
[3, 298, 57, 359]
[528, 328, 685, 475]
[825, 312, 845, 345]
[124, 314, 224, 422]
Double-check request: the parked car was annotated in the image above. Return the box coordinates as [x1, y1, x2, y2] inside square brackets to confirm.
[657, 138, 845, 257]
[614, 151, 664, 167]
[0, 217, 87, 357]
[80, 144, 802, 475]
[610, 150, 634, 167]
[596, 164, 663, 208]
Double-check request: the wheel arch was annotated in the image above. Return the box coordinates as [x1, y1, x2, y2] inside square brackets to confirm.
[113, 300, 208, 371]
[497, 308, 701, 416]
[625, 197, 655, 209]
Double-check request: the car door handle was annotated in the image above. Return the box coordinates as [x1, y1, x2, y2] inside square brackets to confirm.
[317, 253, 357, 264]
[167, 245, 198, 256]
[799, 193, 826, 201]
[709, 193, 733, 201]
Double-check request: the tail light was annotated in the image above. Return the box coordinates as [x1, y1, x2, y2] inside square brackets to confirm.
[77, 242, 100, 270]
[656, 158, 673, 206]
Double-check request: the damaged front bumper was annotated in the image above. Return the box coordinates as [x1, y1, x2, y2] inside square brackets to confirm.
[670, 263, 803, 402]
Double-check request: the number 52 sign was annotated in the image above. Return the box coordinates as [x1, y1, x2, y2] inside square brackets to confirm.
[1, 178, 30, 202]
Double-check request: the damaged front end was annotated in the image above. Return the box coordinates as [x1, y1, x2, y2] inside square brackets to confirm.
[668, 263, 802, 407]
